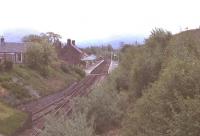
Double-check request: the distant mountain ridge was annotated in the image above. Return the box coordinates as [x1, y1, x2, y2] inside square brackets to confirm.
[78, 35, 145, 49]
[1, 29, 145, 48]
[1, 29, 39, 42]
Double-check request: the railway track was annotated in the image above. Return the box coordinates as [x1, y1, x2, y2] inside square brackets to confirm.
[32, 75, 98, 123]
[18, 59, 111, 136]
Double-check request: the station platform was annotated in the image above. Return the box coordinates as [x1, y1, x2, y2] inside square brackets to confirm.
[84, 60, 104, 75]
[108, 60, 118, 73]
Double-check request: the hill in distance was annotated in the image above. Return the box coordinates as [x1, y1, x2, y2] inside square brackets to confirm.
[78, 35, 145, 49]
[1, 29, 39, 42]
[1, 29, 145, 48]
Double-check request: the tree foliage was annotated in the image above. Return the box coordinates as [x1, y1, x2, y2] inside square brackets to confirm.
[25, 36, 57, 76]
[0, 60, 13, 71]
[120, 28, 200, 136]
[40, 79, 124, 136]
[23, 32, 62, 46]
[83, 45, 114, 58]
[39, 113, 94, 136]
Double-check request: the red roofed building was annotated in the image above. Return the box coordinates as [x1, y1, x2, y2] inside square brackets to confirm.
[59, 39, 88, 66]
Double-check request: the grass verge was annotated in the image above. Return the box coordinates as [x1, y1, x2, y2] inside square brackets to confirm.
[0, 101, 27, 136]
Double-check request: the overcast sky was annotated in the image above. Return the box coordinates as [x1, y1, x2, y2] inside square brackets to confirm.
[0, 0, 200, 41]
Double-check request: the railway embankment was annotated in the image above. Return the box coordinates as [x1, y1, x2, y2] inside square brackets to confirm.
[0, 64, 85, 136]
[18, 59, 111, 136]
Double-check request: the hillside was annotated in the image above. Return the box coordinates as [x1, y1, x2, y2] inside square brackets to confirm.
[39, 28, 200, 136]
[114, 28, 200, 135]
[0, 64, 84, 105]
[0, 63, 85, 136]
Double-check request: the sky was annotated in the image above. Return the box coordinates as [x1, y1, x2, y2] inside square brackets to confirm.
[0, 0, 200, 42]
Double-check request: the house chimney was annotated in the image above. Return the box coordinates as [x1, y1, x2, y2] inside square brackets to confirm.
[1, 36, 5, 45]
[67, 39, 71, 46]
[72, 40, 75, 46]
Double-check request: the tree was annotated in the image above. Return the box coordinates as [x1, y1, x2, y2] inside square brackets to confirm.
[25, 41, 57, 76]
[45, 32, 62, 45]
[23, 34, 44, 43]
[23, 32, 62, 46]
[39, 113, 95, 136]
[121, 29, 200, 136]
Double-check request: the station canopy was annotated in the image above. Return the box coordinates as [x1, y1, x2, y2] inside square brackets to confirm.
[81, 54, 96, 61]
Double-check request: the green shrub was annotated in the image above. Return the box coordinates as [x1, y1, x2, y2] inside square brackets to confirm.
[14, 67, 31, 80]
[39, 113, 95, 136]
[73, 66, 86, 78]
[4, 61, 13, 71]
[60, 63, 70, 73]
[0, 63, 4, 71]
[1, 82, 30, 99]
[122, 66, 200, 136]
[72, 85, 123, 135]
[0, 75, 12, 82]
[115, 74, 130, 91]
[0, 61, 13, 72]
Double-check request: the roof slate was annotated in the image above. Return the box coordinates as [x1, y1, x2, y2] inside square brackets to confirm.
[71, 44, 83, 54]
[0, 42, 27, 53]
